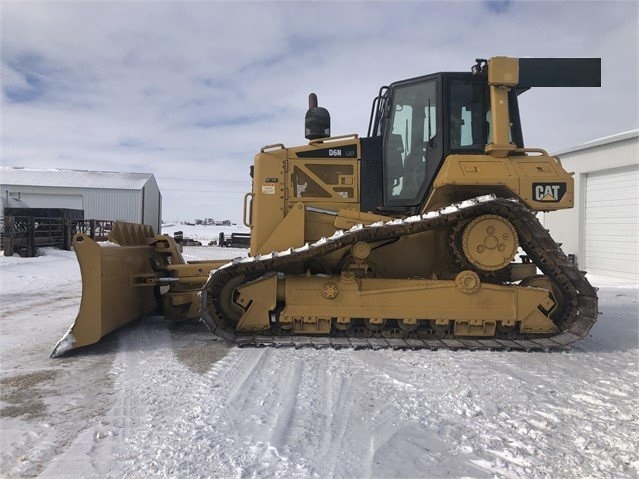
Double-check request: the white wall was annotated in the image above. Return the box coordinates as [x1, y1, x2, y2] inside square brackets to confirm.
[1, 173, 162, 232]
[544, 131, 638, 270]
[141, 176, 161, 233]
[1, 185, 142, 224]
[12, 192, 83, 210]
[83, 188, 142, 224]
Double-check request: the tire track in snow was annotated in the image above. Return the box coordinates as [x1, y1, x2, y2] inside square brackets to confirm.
[225, 347, 267, 407]
[0, 294, 79, 318]
[1, 277, 113, 477]
[209, 348, 371, 477]
[303, 351, 371, 476]
[207, 347, 317, 477]
[268, 356, 303, 451]
[34, 309, 639, 478]
[320, 374, 353, 478]
[38, 318, 174, 477]
[459, 349, 639, 478]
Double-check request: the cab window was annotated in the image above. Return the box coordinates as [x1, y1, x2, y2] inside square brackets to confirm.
[449, 79, 488, 150]
[384, 79, 438, 202]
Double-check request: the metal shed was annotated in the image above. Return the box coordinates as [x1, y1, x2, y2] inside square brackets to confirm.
[544, 130, 638, 281]
[1, 167, 162, 234]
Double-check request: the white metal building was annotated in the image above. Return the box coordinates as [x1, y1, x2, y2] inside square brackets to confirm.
[544, 130, 638, 281]
[0, 167, 162, 233]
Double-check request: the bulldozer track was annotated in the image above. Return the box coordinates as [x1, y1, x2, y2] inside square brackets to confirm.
[201, 196, 598, 351]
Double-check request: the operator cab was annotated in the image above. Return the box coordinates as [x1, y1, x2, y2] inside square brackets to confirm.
[362, 71, 524, 215]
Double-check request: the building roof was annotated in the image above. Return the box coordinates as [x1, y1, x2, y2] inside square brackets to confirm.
[0, 167, 155, 190]
[553, 129, 639, 156]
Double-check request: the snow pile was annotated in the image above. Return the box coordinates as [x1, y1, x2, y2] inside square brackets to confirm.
[0, 243, 637, 478]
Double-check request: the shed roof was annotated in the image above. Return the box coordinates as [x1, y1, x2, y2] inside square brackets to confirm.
[553, 129, 638, 156]
[0, 167, 155, 190]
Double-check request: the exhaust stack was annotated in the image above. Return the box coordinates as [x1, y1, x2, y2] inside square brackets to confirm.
[305, 92, 331, 140]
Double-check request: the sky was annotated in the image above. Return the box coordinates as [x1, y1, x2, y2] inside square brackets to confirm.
[1, 0, 637, 222]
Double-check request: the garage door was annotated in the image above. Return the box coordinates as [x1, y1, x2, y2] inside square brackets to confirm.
[585, 165, 639, 280]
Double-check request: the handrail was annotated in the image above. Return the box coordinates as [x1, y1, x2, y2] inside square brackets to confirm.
[309, 133, 359, 145]
[513, 147, 550, 156]
[260, 143, 285, 153]
[242, 192, 254, 228]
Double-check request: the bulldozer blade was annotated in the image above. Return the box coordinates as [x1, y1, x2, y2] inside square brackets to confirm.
[51, 229, 159, 357]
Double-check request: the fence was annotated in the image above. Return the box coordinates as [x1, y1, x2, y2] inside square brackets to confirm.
[75, 219, 114, 242]
[1, 208, 113, 257]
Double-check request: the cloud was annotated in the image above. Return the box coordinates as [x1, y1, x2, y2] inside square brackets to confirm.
[484, 0, 513, 14]
[1, 0, 637, 221]
[3, 54, 50, 102]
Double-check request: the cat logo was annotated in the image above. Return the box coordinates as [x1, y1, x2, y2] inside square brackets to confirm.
[532, 182, 567, 202]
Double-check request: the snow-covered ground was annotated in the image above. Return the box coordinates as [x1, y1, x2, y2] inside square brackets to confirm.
[0, 243, 637, 478]
[161, 223, 249, 246]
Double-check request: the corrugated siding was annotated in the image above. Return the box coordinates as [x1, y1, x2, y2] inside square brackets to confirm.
[1, 167, 153, 190]
[83, 189, 142, 223]
[1, 168, 163, 228]
[3, 184, 83, 197]
[142, 176, 161, 233]
[1, 184, 143, 223]
[17, 192, 83, 209]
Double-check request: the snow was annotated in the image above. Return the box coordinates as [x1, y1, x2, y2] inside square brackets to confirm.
[1, 244, 638, 478]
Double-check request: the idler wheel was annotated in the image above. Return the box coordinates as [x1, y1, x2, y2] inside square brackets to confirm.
[216, 275, 247, 325]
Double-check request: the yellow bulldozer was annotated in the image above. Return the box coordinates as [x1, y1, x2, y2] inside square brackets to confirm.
[52, 56, 601, 357]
